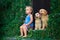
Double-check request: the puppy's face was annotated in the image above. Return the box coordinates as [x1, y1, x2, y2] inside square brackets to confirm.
[39, 9, 47, 15]
[35, 13, 40, 18]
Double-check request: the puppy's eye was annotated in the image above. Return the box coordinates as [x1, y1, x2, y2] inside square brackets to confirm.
[40, 10, 42, 12]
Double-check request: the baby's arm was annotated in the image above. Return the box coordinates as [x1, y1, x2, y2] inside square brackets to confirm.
[26, 14, 33, 26]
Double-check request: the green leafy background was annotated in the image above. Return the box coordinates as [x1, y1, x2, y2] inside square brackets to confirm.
[0, 0, 32, 39]
[0, 0, 60, 40]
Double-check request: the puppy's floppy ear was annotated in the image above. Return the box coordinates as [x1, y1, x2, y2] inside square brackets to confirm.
[45, 9, 48, 14]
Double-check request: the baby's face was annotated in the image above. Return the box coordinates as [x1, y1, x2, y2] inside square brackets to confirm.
[26, 7, 32, 14]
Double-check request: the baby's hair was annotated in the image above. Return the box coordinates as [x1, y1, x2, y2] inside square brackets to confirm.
[26, 6, 33, 11]
[26, 6, 33, 14]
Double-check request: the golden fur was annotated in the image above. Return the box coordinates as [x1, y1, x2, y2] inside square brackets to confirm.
[39, 9, 48, 30]
[35, 13, 42, 30]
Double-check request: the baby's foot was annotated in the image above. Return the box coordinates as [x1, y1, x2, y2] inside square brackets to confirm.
[41, 28, 45, 30]
[23, 35, 27, 37]
[19, 35, 23, 37]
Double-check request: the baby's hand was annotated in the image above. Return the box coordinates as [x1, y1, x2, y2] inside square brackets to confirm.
[26, 24, 28, 26]
[23, 24, 28, 26]
[25, 24, 29, 27]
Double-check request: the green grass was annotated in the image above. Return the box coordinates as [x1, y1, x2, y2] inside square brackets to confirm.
[2, 30, 55, 40]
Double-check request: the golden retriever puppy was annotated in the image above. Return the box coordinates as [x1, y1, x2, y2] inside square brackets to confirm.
[35, 13, 42, 30]
[39, 9, 48, 30]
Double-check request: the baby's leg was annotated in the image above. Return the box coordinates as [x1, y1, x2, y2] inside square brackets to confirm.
[23, 25, 27, 37]
[20, 24, 24, 36]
